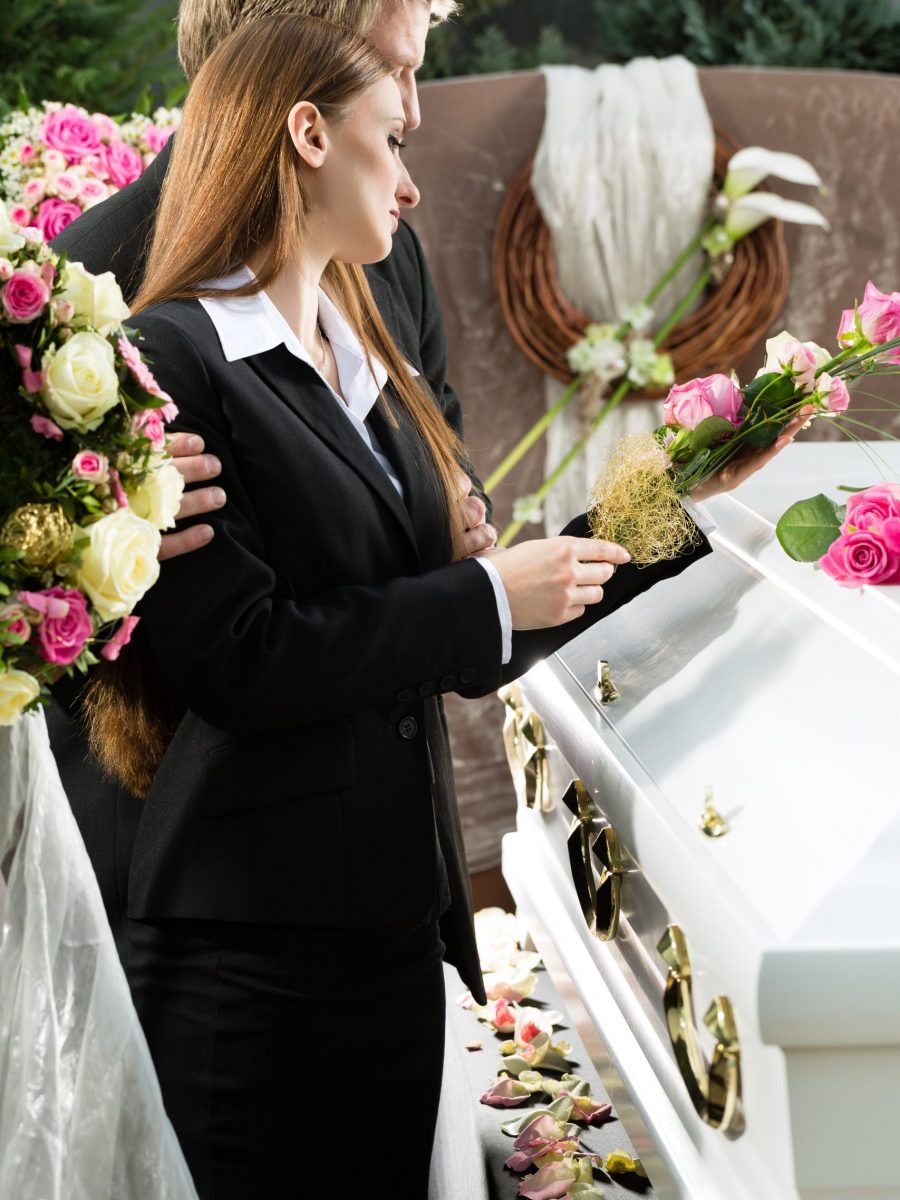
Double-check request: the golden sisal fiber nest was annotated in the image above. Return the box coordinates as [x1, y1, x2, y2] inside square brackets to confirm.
[492, 128, 789, 392]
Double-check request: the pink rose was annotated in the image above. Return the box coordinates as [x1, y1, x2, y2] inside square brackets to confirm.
[563, 1092, 613, 1124]
[479, 1077, 533, 1108]
[133, 407, 167, 450]
[19, 587, 93, 666]
[0, 603, 31, 646]
[506, 1116, 575, 1173]
[815, 373, 850, 413]
[42, 107, 101, 164]
[101, 615, 140, 662]
[34, 197, 82, 240]
[482, 997, 516, 1033]
[80, 152, 108, 179]
[819, 531, 900, 588]
[118, 335, 175, 409]
[844, 483, 900, 536]
[79, 178, 109, 206]
[663, 373, 743, 431]
[769, 339, 819, 392]
[19, 143, 36, 164]
[837, 305, 858, 349]
[2, 270, 51, 323]
[52, 297, 75, 325]
[52, 171, 81, 201]
[857, 281, 900, 364]
[109, 467, 129, 509]
[43, 149, 66, 173]
[0, 259, 14, 282]
[23, 178, 46, 205]
[91, 112, 120, 142]
[30, 414, 62, 439]
[72, 449, 109, 483]
[8, 205, 30, 227]
[101, 140, 143, 189]
[146, 125, 177, 155]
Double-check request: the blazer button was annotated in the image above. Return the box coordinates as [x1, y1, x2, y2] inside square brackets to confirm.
[418, 681, 436, 698]
[439, 674, 455, 691]
[460, 668, 477, 684]
[398, 716, 418, 740]
[396, 688, 415, 703]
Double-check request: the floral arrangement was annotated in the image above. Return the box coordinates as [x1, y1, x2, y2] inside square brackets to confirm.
[487, 146, 829, 545]
[774, 283, 900, 588]
[461, 909, 648, 1198]
[0, 102, 180, 241]
[0, 202, 183, 725]
[588, 281, 900, 565]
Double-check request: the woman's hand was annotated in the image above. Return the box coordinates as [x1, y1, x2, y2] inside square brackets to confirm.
[159, 434, 227, 562]
[689, 407, 813, 502]
[456, 472, 498, 557]
[487, 536, 630, 629]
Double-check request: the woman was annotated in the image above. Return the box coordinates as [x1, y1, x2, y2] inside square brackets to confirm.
[86, 14, 800, 1196]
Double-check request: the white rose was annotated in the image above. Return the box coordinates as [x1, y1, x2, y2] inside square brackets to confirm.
[60, 261, 130, 336]
[0, 667, 40, 726]
[0, 201, 26, 255]
[129, 460, 185, 530]
[42, 331, 120, 432]
[74, 509, 161, 623]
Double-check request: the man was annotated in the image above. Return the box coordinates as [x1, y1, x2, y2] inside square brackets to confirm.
[50, 0, 497, 983]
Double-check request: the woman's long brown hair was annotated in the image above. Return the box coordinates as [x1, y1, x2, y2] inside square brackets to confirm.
[84, 14, 469, 797]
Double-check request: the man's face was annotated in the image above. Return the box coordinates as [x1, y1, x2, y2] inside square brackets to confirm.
[367, 2, 430, 132]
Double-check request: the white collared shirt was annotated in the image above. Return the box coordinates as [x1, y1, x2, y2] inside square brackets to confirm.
[199, 267, 513, 663]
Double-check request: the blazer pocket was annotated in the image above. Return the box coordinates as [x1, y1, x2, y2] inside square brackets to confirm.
[201, 718, 355, 817]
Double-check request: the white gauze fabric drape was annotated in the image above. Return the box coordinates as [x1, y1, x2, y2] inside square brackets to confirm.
[531, 58, 715, 534]
[0, 711, 197, 1200]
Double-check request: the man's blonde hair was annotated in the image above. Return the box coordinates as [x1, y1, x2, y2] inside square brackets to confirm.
[178, 0, 458, 80]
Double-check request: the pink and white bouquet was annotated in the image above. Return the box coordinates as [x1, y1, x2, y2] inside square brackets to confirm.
[0, 102, 180, 241]
[589, 281, 900, 565]
[0, 201, 182, 724]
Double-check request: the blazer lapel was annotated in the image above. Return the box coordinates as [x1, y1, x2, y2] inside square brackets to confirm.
[247, 345, 421, 562]
[368, 391, 453, 572]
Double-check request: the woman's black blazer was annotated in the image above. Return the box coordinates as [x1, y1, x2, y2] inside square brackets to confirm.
[127, 299, 709, 999]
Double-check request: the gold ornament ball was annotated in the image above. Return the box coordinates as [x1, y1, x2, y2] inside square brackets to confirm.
[0, 503, 74, 571]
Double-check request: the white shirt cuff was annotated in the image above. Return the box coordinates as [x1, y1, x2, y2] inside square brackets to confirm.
[474, 557, 513, 665]
[682, 497, 717, 537]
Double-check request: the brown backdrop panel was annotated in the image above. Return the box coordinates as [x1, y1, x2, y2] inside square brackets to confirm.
[403, 67, 900, 872]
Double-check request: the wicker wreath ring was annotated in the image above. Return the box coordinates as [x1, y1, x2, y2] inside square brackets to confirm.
[492, 129, 790, 392]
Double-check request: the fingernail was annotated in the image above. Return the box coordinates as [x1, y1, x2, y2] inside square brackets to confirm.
[186, 435, 203, 453]
[206, 455, 222, 474]
[197, 525, 214, 543]
[211, 488, 226, 506]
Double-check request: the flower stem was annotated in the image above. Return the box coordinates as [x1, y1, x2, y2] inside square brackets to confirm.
[483, 375, 583, 495]
[652, 266, 713, 347]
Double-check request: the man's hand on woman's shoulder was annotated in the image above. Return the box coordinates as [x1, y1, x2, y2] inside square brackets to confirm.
[159, 433, 226, 562]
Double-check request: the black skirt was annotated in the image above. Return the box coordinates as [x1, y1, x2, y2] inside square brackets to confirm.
[127, 916, 447, 1200]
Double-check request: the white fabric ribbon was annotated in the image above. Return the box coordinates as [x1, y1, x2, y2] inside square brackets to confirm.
[0, 711, 197, 1200]
[531, 57, 715, 534]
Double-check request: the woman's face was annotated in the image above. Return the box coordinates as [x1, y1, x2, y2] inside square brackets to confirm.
[318, 75, 420, 265]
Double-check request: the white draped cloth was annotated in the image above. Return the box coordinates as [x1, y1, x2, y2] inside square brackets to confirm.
[0, 711, 197, 1200]
[531, 57, 715, 534]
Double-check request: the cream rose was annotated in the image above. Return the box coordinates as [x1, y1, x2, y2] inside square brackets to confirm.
[73, 509, 161, 622]
[42, 331, 120, 432]
[129, 460, 185, 530]
[0, 202, 26, 255]
[59, 261, 130, 336]
[0, 667, 40, 726]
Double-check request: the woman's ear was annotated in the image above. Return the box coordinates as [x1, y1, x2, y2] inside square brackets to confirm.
[287, 101, 328, 169]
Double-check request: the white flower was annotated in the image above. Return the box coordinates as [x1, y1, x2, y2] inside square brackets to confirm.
[73, 509, 161, 623]
[60, 261, 130, 336]
[724, 191, 830, 241]
[0, 667, 40, 725]
[128, 460, 185, 531]
[0, 201, 26, 254]
[622, 302, 654, 332]
[723, 146, 823, 201]
[760, 330, 830, 392]
[42, 331, 121, 432]
[567, 335, 626, 382]
[626, 338, 667, 388]
[512, 493, 544, 526]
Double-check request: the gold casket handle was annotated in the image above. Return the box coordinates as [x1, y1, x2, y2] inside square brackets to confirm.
[498, 684, 551, 812]
[657, 924, 745, 1138]
[562, 779, 623, 942]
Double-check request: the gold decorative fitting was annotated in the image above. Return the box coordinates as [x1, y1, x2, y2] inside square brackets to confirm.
[597, 660, 619, 704]
[657, 924, 745, 1138]
[700, 788, 730, 838]
[562, 779, 624, 941]
[498, 684, 551, 812]
[0, 502, 73, 571]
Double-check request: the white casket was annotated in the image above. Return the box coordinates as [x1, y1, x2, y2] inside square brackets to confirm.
[500, 442, 900, 1200]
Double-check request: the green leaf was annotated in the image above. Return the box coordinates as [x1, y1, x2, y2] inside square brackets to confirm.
[742, 371, 799, 414]
[776, 494, 843, 562]
[690, 415, 736, 451]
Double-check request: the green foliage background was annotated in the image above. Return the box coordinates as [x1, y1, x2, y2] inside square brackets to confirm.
[0, 0, 897, 113]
